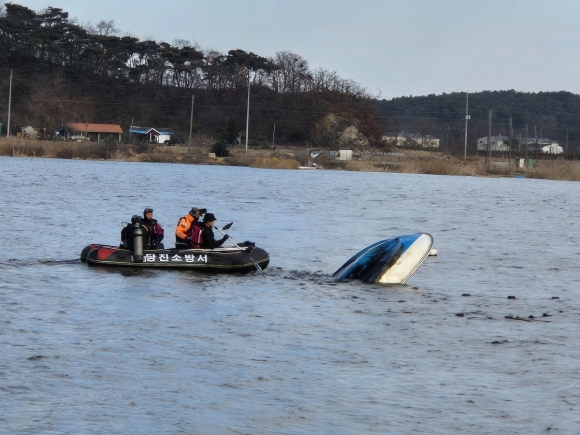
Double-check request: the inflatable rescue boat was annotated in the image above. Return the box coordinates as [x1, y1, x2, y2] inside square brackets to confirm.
[80, 223, 269, 273]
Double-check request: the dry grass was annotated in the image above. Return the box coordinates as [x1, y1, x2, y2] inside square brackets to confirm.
[250, 157, 300, 169]
[0, 138, 216, 163]
[0, 139, 46, 157]
[227, 149, 266, 166]
[401, 157, 518, 177]
[5, 137, 580, 181]
[527, 159, 580, 181]
[344, 160, 381, 171]
[402, 157, 474, 176]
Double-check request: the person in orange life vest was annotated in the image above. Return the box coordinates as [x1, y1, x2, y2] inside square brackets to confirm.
[141, 207, 165, 249]
[196, 213, 229, 249]
[175, 207, 207, 248]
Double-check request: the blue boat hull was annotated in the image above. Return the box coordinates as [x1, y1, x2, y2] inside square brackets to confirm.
[333, 233, 433, 284]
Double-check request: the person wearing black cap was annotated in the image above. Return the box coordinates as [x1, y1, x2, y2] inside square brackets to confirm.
[196, 213, 229, 249]
[141, 207, 164, 249]
[175, 207, 207, 248]
[120, 215, 142, 250]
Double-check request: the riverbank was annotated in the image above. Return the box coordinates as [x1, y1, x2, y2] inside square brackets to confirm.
[2, 137, 580, 181]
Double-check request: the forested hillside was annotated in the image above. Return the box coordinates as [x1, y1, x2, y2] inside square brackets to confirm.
[377, 91, 580, 155]
[3, 3, 580, 155]
[0, 3, 379, 146]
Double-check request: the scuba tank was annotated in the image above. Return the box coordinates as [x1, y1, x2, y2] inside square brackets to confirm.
[132, 224, 145, 262]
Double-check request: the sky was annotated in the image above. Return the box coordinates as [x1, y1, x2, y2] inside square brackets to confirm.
[13, 0, 580, 99]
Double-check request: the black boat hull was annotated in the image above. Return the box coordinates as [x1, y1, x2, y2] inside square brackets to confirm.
[80, 244, 269, 273]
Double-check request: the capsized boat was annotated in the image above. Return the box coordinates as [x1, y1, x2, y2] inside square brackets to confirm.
[333, 233, 433, 284]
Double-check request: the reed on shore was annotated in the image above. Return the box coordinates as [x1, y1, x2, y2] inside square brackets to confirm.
[2, 137, 580, 181]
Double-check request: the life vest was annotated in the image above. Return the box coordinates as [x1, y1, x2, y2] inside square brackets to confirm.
[191, 224, 203, 249]
[175, 215, 197, 242]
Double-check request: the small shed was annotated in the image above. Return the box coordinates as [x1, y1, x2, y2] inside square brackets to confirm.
[329, 149, 353, 161]
[130, 126, 174, 144]
[66, 123, 123, 142]
[20, 126, 38, 139]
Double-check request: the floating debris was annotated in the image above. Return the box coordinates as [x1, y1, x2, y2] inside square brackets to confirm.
[505, 316, 528, 321]
[455, 313, 465, 317]
[462, 293, 471, 297]
[507, 296, 517, 299]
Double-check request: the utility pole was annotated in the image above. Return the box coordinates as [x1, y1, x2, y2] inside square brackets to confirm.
[566, 129, 569, 157]
[8, 69, 13, 156]
[509, 118, 512, 170]
[272, 124, 275, 148]
[245, 73, 251, 152]
[525, 124, 529, 159]
[535, 126, 538, 160]
[486, 110, 492, 167]
[188, 95, 194, 153]
[464, 91, 470, 162]
[446, 126, 450, 155]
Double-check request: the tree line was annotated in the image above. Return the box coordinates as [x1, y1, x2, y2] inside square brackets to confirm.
[0, 3, 380, 146]
[0, 4, 367, 97]
[377, 90, 580, 156]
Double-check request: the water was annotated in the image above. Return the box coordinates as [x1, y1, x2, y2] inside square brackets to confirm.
[1, 157, 579, 434]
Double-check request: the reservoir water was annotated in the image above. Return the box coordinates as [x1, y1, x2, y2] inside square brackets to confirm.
[1, 156, 579, 434]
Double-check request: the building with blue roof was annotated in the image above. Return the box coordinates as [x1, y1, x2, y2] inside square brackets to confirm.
[129, 126, 174, 144]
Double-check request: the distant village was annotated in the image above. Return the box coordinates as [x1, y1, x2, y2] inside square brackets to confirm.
[380, 131, 563, 155]
[10, 121, 565, 166]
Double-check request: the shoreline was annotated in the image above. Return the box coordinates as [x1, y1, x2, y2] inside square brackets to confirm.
[2, 138, 579, 181]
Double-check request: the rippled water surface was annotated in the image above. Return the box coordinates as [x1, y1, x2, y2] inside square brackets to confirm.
[1, 156, 580, 434]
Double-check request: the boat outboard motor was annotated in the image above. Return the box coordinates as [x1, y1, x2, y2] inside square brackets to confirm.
[132, 224, 145, 262]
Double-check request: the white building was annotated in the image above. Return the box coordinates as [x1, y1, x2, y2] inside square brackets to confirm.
[20, 126, 38, 139]
[129, 126, 173, 144]
[476, 136, 510, 152]
[479, 136, 563, 154]
[382, 132, 440, 148]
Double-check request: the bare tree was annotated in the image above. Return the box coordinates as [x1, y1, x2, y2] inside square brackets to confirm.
[270, 51, 309, 94]
[95, 19, 119, 36]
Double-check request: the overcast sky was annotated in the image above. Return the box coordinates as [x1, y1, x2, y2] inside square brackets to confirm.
[15, 0, 580, 99]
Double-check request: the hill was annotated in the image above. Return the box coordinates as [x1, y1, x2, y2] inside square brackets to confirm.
[0, 3, 379, 147]
[377, 91, 580, 155]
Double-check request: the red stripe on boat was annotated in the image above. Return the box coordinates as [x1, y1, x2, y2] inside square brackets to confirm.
[96, 248, 118, 260]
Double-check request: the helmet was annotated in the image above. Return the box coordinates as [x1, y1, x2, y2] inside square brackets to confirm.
[131, 215, 141, 224]
[144, 207, 153, 214]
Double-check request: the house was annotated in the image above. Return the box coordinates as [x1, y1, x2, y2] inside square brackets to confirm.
[20, 126, 38, 139]
[66, 123, 123, 142]
[476, 136, 510, 152]
[329, 150, 353, 160]
[478, 136, 563, 154]
[520, 137, 563, 154]
[129, 126, 174, 144]
[382, 132, 440, 148]
[222, 133, 246, 146]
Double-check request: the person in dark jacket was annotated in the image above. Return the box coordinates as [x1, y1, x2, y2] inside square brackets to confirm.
[141, 207, 164, 249]
[120, 215, 142, 250]
[199, 213, 229, 249]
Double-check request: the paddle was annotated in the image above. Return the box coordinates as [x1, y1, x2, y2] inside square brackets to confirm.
[214, 223, 262, 273]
